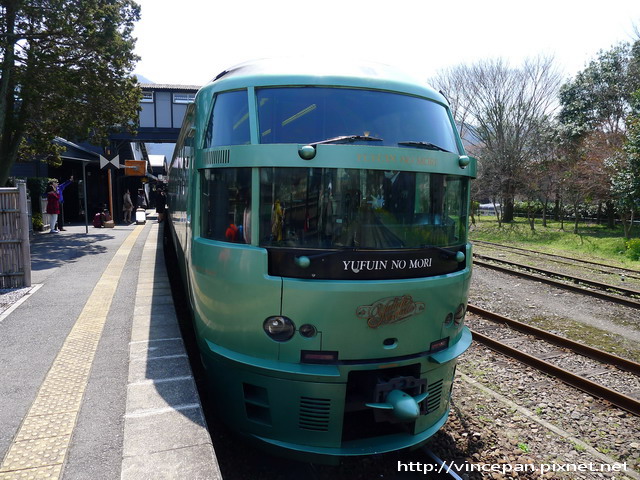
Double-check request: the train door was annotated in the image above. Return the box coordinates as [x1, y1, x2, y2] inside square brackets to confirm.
[182, 106, 196, 262]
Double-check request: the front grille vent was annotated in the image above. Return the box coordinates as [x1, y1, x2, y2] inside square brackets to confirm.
[204, 149, 230, 165]
[298, 396, 331, 431]
[426, 379, 443, 413]
[243, 383, 271, 426]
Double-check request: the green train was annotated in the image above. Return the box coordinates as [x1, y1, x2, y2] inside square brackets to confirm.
[167, 59, 476, 462]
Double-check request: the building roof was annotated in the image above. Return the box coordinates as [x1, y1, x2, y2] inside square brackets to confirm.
[54, 137, 100, 162]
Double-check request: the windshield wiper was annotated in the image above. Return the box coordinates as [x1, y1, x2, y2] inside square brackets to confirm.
[311, 135, 383, 146]
[398, 141, 450, 152]
[420, 244, 465, 261]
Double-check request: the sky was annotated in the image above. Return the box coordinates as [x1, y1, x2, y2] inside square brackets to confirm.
[132, 0, 640, 87]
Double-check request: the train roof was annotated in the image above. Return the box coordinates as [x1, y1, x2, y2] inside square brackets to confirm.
[202, 58, 446, 104]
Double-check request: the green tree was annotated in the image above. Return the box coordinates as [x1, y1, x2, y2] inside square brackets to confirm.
[558, 41, 640, 235]
[559, 43, 638, 138]
[0, 0, 141, 186]
[609, 90, 640, 238]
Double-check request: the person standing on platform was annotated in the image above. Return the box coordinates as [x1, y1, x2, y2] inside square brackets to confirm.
[156, 189, 166, 223]
[56, 176, 73, 231]
[137, 188, 147, 209]
[123, 189, 133, 224]
[46, 181, 61, 233]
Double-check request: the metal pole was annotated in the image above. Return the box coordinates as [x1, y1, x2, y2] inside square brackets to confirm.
[17, 182, 31, 287]
[107, 169, 114, 220]
[83, 162, 88, 234]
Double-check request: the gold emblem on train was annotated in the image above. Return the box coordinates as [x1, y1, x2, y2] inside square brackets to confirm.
[356, 295, 425, 329]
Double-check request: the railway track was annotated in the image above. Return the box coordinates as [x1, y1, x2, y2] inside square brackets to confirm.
[420, 448, 466, 479]
[473, 254, 640, 309]
[473, 240, 640, 280]
[467, 304, 640, 416]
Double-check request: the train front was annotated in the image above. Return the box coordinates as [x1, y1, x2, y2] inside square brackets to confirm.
[189, 66, 477, 461]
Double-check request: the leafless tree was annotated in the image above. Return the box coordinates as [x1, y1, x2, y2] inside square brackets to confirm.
[432, 56, 563, 222]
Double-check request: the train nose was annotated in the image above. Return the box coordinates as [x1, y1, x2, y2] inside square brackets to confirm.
[366, 389, 429, 421]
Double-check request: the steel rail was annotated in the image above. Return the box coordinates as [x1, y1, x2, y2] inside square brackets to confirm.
[467, 304, 640, 375]
[422, 448, 465, 480]
[474, 254, 640, 297]
[470, 329, 640, 417]
[473, 240, 640, 277]
[473, 257, 640, 309]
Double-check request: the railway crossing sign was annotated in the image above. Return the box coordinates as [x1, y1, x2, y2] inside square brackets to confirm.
[98, 155, 147, 221]
[99, 154, 120, 171]
[99, 154, 120, 220]
[99, 155, 146, 176]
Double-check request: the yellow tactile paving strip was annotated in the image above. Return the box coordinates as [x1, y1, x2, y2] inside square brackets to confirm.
[0, 226, 145, 480]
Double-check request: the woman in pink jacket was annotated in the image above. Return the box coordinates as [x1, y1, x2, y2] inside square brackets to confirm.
[46, 180, 60, 233]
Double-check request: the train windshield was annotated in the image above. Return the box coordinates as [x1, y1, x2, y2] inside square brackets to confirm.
[200, 167, 468, 249]
[256, 87, 459, 153]
[259, 168, 468, 249]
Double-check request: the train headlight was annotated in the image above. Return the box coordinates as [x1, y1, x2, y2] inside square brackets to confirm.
[299, 324, 317, 338]
[454, 304, 466, 326]
[444, 313, 453, 327]
[263, 316, 296, 342]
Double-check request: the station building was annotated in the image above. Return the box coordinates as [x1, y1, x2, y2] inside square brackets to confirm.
[11, 82, 199, 225]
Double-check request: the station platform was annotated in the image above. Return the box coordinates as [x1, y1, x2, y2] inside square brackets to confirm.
[0, 214, 221, 479]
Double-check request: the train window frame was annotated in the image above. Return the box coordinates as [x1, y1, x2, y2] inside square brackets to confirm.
[202, 89, 251, 148]
[200, 167, 252, 244]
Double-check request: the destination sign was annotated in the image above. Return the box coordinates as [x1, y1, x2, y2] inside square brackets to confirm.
[267, 247, 464, 280]
[342, 257, 432, 274]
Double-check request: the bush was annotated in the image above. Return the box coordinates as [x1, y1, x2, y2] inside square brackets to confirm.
[32, 212, 44, 231]
[513, 201, 550, 217]
[626, 238, 640, 261]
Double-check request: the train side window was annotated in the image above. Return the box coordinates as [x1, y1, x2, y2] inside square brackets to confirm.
[203, 90, 250, 148]
[201, 168, 252, 243]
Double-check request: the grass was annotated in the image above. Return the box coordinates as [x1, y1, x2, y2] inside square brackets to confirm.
[469, 216, 640, 268]
[530, 315, 640, 362]
[571, 441, 587, 453]
[517, 442, 531, 453]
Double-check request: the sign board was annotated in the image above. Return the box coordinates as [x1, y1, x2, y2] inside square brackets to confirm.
[267, 247, 463, 280]
[124, 160, 146, 176]
[99, 155, 120, 171]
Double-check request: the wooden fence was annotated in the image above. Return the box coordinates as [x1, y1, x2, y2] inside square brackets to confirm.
[0, 184, 31, 288]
